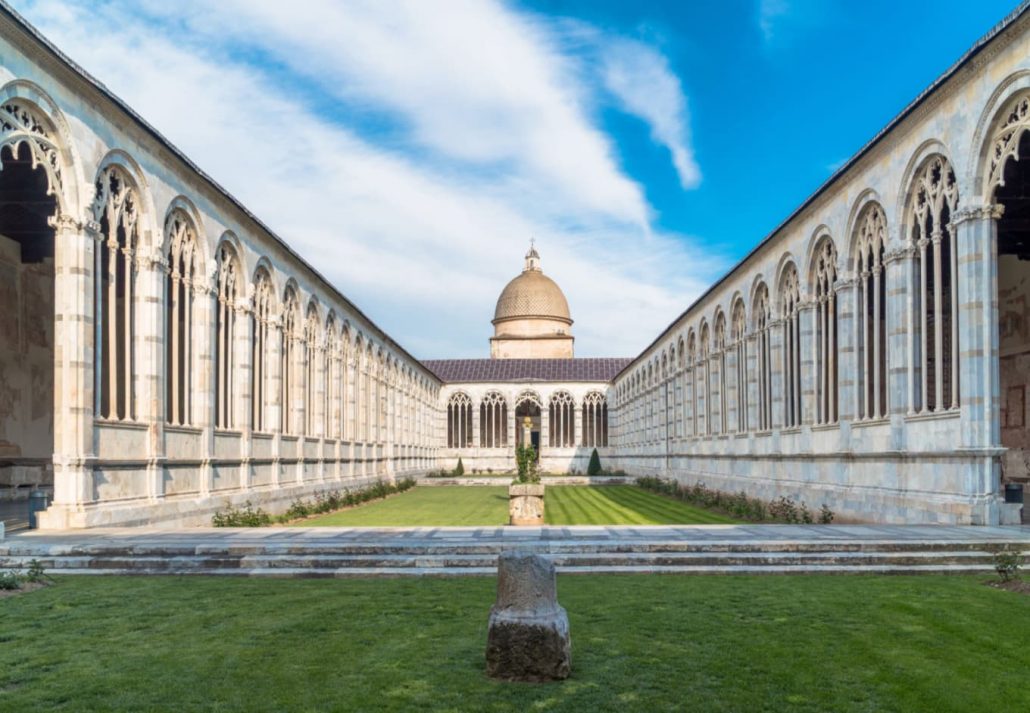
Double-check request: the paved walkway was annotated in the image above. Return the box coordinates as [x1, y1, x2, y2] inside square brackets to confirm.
[5, 523, 1030, 550]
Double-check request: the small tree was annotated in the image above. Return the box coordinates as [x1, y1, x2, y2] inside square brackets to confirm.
[587, 448, 602, 476]
[454, 457, 465, 477]
[515, 445, 540, 484]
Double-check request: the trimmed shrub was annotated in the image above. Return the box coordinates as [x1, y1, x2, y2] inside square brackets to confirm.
[635, 476, 834, 525]
[454, 458, 465, 477]
[587, 448, 602, 476]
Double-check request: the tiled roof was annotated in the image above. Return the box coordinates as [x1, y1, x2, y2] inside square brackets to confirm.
[422, 358, 632, 384]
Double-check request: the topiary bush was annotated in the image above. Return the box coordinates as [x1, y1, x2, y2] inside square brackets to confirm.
[587, 448, 602, 476]
[454, 458, 465, 477]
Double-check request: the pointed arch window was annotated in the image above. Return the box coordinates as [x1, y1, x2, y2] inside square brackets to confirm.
[324, 320, 336, 439]
[480, 391, 508, 448]
[304, 306, 320, 436]
[732, 299, 748, 432]
[214, 243, 239, 430]
[714, 314, 727, 434]
[686, 334, 697, 436]
[93, 166, 140, 421]
[165, 212, 198, 425]
[280, 289, 300, 435]
[911, 156, 959, 413]
[781, 265, 802, 428]
[549, 391, 576, 447]
[583, 391, 608, 447]
[251, 269, 273, 432]
[852, 205, 886, 420]
[813, 238, 839, 424]
[447, 392, 473, 448]
[698, 324, 711, 436]
[754, 284, 773, 430]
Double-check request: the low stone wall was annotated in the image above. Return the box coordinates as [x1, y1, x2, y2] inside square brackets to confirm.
[36, 473, 425, 529]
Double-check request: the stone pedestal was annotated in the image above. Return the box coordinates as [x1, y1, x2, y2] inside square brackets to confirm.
[486, 551, 571, 682]
[509, 483, 544, 525]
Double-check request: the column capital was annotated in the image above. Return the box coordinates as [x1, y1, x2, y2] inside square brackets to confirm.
[951, 203, 1004, 225]
[884, 246, 917, 264]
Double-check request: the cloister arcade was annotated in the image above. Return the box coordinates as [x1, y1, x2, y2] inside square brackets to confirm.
[438, 384, 611, 473]
[0, 17, 440, 527]
[611, 20, 1030, 523]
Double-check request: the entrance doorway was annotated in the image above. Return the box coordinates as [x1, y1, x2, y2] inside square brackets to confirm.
[515, 398, 541, 460]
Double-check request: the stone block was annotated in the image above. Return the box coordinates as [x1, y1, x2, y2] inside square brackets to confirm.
[486, 551, 570, 682]
[508, 483, 545, 526]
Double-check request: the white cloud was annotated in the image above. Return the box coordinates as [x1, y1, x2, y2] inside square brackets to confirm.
[601, 38, 700, 190]
[15, 0, 723, 358]
[759, 0, 791, 42]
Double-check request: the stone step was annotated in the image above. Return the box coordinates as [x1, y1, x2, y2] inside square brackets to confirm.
[0, 548, 1008, 575]
[3, 538, 1024, 557]
[22, 563, 998, 577]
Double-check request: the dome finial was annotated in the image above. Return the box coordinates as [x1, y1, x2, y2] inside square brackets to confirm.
[524, 238, 541, 272]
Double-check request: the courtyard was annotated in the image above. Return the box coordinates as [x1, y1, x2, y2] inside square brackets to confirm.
[293, 485, 738, 527]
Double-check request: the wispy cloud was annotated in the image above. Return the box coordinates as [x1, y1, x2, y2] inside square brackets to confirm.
[758, 0, 791, 43]
[601, 38, 701, 190]
[16, 0, 723, 358]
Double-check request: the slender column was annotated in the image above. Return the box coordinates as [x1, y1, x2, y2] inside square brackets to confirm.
[858, 271, 868, 419]
[47, 217, 99, 521]
[834, 280, 857, 423]
[873, 264, 882, 418]
[918, 238, 929, 412]
[932, 231, 944, 411]
[799, 301, 816, 426]
[236, 297, 253, 490]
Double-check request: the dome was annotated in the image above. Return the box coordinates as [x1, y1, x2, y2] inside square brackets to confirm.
[492, 246, 571, 325]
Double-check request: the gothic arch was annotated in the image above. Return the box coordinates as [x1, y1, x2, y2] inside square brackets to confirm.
[971, 71, 1030, 201]
[0, 79, 84, 216]
[163, 196, 208, 274]
[92, 150, 158, 255]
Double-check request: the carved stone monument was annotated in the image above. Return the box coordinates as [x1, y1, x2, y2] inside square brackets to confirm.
[486, 551, 571, 682]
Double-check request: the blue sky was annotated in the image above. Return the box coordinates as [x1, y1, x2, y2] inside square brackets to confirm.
[14, 0, 1022, 358]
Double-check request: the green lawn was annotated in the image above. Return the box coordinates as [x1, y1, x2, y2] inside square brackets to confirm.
[1, 576, 1027, 712]
[294, 485, 737, 526]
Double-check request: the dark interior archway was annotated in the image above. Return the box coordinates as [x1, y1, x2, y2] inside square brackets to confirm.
[0, 141, 57, 529]
[996, 131, 1030, 497]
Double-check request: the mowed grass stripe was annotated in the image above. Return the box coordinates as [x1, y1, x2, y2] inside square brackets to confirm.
[599, 486, 737, 525]
[591, 486, 681, 524]
[296, 485, 743, 527]
[571, 486, 651, 526]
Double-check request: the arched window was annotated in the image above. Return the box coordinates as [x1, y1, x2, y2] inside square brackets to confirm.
[214, 243, 239, 430]
[480, 391, 508, 448]
[549, 391, 575, 447]
[698, 323, 711, 436]
[686, 333, 697, 435]
[324, 318, 336, 439]
[714, 313, 727, 434]
[582, 391, 608, 447]
[304, 304, 320, 436]
[781, 264, 801, 428]
[339, 327, 350, 440]
[447, 392, 473, 448]
[854, 205, 887, 420]
[352, 335, 364, 440]
[280, 288, 299, 434]
[251, 269, 273, 432]
[732, 298, 748, 432]
[754, 283, 772, 430]
[93, 166, 140, 421]
[910, 156, 959, 413]
[813, 238, 839, 424]
[165, 211, 198, 426]
[675, 338, 685, 438]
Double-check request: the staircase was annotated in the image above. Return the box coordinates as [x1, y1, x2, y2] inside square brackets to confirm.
[3, 527, 1028, 577]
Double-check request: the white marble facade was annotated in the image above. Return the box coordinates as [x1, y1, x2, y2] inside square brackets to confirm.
[4, 4, 1030, 527]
